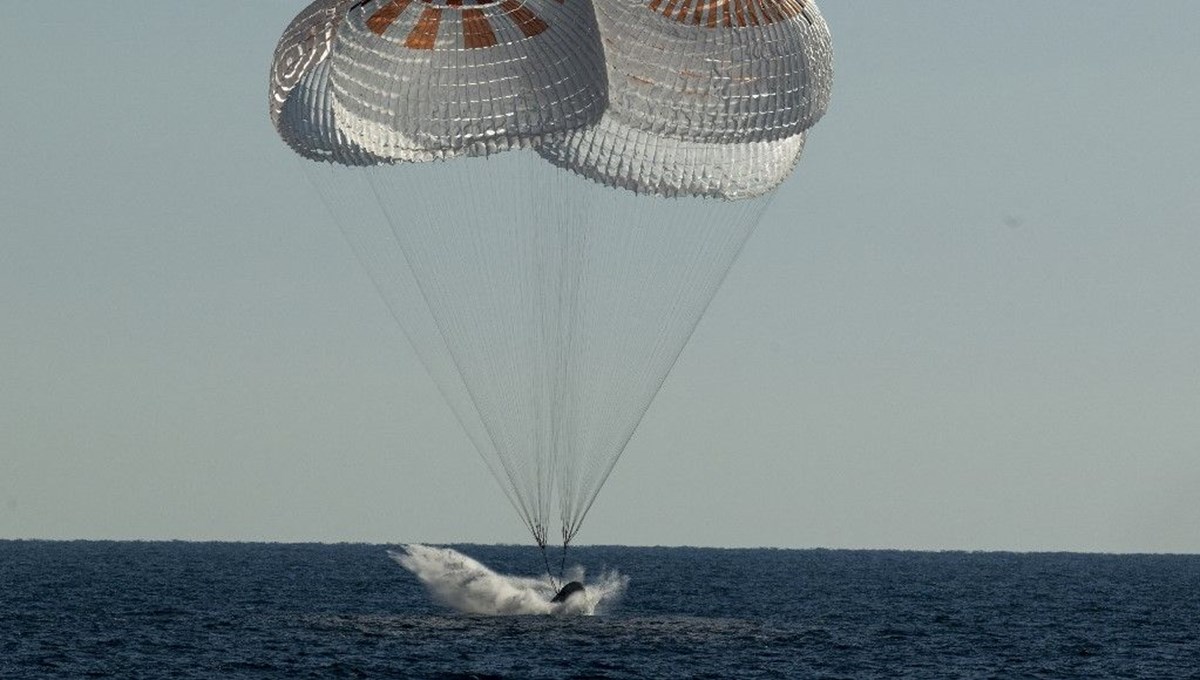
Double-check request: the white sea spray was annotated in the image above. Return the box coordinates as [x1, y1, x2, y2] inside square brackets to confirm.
[390, 544, 627, 616]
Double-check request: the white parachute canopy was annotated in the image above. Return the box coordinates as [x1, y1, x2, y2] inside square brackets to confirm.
[269, 0, 833, 550]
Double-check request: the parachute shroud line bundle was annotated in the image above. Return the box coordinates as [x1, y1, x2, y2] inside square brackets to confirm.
[269, 0, 832, 571]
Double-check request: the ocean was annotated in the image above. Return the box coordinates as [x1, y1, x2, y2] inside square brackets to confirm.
[2, 541, 1198, 678]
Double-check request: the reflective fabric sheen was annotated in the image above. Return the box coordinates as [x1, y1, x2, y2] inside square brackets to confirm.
[328, 0, 609, 161]
[270, 0, 353, 128]
[281, 60, 388, 166]
[538, 113, 807, 199]
[536, 0, 832, 198]
[588, 0, 833, 144]
[272, 0, 384, 165]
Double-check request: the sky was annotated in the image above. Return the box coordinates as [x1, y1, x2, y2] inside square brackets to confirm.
[2, 2, 1198, 552]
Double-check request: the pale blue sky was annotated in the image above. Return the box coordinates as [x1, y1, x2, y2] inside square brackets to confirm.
[2, 2, 1198, 552]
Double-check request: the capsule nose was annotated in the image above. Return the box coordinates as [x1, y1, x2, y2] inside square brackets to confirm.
[551, 581, 586, 603]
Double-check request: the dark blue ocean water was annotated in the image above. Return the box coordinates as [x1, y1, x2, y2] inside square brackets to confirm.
[2, 542, 1198, 679]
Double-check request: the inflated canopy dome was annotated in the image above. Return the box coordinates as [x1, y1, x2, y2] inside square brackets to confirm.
[537, 0, 832, 197]
[270, 0, 833, 198]
[328, 0, 609, 161]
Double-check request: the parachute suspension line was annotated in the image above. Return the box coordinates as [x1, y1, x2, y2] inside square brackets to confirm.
[365, 156, 569, 545]
[506, 156, 558, 543]
[542, 158, 590, 550]
[540, 158, 590, 554]
[376, 163, 534, 531]
[301, 161, 541, 530]
[360, 162, 546, 540]
[556, 187, 776, 541]
[559, 525, 572, 583]
[315, 148, 779, 554]
[537, 534, 559, 592]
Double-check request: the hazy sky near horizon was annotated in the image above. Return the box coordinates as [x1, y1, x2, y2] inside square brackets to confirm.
[2, 2, 1198, 552]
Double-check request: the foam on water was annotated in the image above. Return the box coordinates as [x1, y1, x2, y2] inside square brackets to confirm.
[390, 544, 627, 616]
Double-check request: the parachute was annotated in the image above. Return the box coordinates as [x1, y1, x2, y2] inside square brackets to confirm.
[269, 0, 832, 572]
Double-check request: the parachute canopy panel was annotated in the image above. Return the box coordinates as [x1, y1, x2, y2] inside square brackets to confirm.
[536, 0, 832, 198]
[588, 0, 833, 144]
[327, 0, 609, 161]
[538, 116, 808, 199]
[272, 0, 386, 166]
[270, 0, 351, 128]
